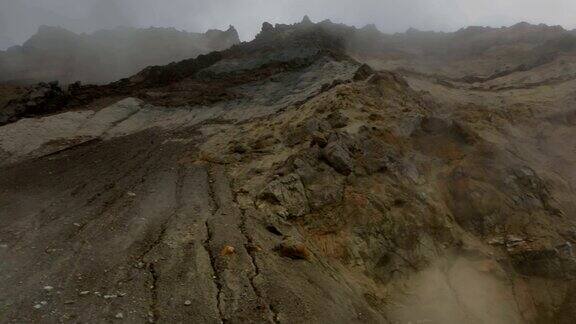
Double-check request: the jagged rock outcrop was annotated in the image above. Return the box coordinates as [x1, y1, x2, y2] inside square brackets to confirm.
[0, 81, 69, 125]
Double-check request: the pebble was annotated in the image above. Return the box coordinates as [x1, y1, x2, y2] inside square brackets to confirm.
[115, 312, 124, 319]
[104, 294, 118, 299]
[184, 300, 192, 306]
[44, 286, 54, 291]
[220, 245, 235, 256]
[79, 291, 90, 296]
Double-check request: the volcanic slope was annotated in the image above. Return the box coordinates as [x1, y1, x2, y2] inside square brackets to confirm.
[2, 20, 576, 324]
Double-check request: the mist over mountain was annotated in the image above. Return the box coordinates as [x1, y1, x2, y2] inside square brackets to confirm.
[0, 0, 134, 49]
[0, 37, 15, 51]
[1, 0, 576, 47]
[0, 25, 240, 84]
[4, 17, 575, 85]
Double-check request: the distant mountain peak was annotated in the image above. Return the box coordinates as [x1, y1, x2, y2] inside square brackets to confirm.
[302, 15, 313, 24]
[1, 25, 241, 84]
[261, 22, 275, 34]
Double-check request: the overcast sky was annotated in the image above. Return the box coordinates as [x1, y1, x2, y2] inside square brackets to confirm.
[1, 0, 575, 49]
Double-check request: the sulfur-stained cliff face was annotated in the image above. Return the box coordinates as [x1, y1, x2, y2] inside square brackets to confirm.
[1, 19, 576, 323]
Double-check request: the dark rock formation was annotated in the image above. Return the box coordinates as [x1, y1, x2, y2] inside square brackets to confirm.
[0, 82, 68, 125]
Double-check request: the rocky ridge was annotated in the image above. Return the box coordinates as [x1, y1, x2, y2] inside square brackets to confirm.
[0, 25, 240, 84]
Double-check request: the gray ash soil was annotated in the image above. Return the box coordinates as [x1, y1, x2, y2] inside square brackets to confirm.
[0, 125, 381, 323]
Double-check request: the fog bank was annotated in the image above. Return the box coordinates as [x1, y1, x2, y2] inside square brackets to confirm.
[1, 0, 575, 49]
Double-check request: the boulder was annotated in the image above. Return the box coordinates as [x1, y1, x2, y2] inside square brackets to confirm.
[275, 240, 310, 260]
[353, 64, 375, 81]
[260, 173, 310, 217]
[322, 134, 354, 175]
[326, 111, 349, 129]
